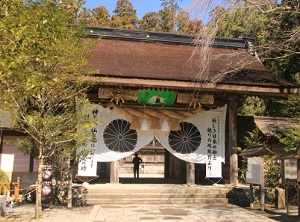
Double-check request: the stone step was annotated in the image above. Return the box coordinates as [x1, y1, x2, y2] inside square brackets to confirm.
[87, 189, 230, 195]
[87, 187, 231, 194]
[86, 193, 228, 199]
[86, 197, 231, 205]
[85, 184, 233, 205]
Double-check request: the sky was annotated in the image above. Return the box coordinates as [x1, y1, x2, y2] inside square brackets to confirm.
[83, 0, 196, 19]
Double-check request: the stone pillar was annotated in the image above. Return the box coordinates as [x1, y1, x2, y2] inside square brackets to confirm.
[275, 188, 286, 209]
[186, 162, 195, 185]
[110, 161, 119, 184]
[0, 195, 6, 216]
[229, 97, 238, 185]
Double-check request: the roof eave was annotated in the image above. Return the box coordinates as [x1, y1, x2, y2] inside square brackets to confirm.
[88, 76, 299, 97]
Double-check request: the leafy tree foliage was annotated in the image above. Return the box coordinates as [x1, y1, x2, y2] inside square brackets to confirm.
[111, 0, 138, 29]
[279, 118, 300, 153]
[213, 1, 300, 118]
[78, 6, 111, 27]
[0, 170, 9, 183]
[238, 96, 267, 116]
[0, 0, 97, 217]
[81, 0, 202, 34]
[177, 11, 203, 34]
[242, 127, 264, 147]
[92, 6, 111, 27]
[224, 1, 299, 77]
[78, 8, 94, 25]
[139, 12, 161, 31]
[157, 0, 182, 32]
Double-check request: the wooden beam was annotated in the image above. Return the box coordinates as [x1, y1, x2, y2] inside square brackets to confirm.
[83, 76, 299, 97]
[228, 96, 238, 185]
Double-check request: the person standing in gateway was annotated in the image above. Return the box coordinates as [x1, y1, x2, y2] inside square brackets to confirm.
[132, 153, 142, 178]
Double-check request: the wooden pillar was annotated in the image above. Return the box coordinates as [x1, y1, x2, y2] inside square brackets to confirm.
[260, 159, 265, 211]
[297, 159, 300, 216]
[110, 161, 119, 184]
[164, 150, 170, 178]
[229, 96, 238, 185]
[186, 162, 195, 185]
[0, 130, 3, 153]
[286, 185, 290, 215]
[249, 184, 254, 208]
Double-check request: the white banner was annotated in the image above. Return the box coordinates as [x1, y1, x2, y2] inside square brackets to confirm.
[155, 105, 226, 163]
[78, 105, 227, 176]
[79, 105, 154, 162]
[206, 157, 222, 178]
[77, 155, 97, 177]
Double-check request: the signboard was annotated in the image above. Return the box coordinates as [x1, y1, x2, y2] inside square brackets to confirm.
[78, 155, 97, 177]
[284, 159, 297, 181]
[246, 157, 263, 185]
[42, 164, 53, 198]
[206, 157, 222, 178]
[137, 90, 176, 106]
[0, 110, 13, 128]
[206, 113, 223, 178]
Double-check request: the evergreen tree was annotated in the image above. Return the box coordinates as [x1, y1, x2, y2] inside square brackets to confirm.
[111, 0, 138, 29]
[139, 12, 161, 31]
[0, 0, 96, 217]
[158, 0, 182, 32]
[238, 96, 267, 116]
[92, 6, 111, 27]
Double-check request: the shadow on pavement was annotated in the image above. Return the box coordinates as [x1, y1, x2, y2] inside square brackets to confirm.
[264, 208, 300, 222]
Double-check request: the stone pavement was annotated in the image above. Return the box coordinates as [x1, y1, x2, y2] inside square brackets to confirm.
[88, 203, 295, 222]
[2, 199, 299, 222]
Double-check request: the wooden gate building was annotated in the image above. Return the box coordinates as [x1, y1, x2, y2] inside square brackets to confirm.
[81, 27, 299, 185]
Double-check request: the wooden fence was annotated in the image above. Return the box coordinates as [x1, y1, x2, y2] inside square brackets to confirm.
[0, 180, 20, 202]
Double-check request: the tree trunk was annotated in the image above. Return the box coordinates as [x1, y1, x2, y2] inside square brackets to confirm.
[35, 157, 43, 219]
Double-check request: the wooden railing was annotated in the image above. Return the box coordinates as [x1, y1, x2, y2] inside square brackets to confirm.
[0, 180, 20, 202]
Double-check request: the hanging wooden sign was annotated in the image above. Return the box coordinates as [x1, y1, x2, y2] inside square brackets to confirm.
[137, 90, 176, 106]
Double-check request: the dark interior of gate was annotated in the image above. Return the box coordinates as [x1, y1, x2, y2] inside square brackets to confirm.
[78, 27, 296, 185]
[90, 143, 220, 185]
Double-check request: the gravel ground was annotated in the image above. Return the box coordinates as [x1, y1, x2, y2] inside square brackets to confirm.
[1, 202, 93, 222]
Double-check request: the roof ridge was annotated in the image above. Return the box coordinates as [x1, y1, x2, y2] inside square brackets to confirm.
[86, 26, 246, 49]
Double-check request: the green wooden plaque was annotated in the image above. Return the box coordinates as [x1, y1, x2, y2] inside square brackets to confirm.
[137, 90, 176, 106]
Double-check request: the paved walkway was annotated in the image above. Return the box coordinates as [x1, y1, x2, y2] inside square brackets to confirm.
[88, 203, 293, 222]
[2, 199, 299, 221]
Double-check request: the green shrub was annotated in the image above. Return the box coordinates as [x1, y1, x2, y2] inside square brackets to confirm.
[0, 169, 10, 195]
[0, 170, 9, 183]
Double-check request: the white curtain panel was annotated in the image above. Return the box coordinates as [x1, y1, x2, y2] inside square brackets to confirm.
[78, 105, 227, 176]
[81, 105, 154, 162]
[155, 105, 227, 164]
